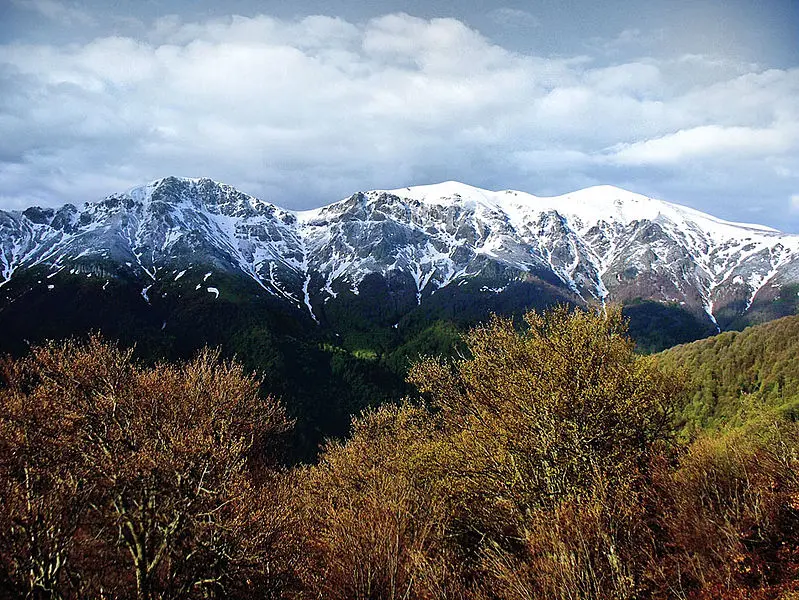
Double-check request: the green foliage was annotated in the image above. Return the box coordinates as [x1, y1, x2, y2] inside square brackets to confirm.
[656, 313, 799, 433]
[3, 264, 794, 467]
[382, 320, 464, 373]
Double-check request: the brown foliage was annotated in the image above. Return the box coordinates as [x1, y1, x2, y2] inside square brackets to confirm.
[652, 415, 799, 598]
[0, 335, 296, 600]
[3, 309, 797, 600]
[295, 403, 466, 599]
[477, 474, 654, 600]
[294, 305, 687, 599]
[408, 305, 680, 548]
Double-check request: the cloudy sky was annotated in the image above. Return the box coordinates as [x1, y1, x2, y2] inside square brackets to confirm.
[1, 0, 798, 231]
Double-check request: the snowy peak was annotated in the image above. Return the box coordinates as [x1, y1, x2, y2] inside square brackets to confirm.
[2, 177, 799, 329]
[113, 176, 291, 219]
[325, 183, 799, 312]
[379, 182, 779, 237]
[384, 181, 504, 208]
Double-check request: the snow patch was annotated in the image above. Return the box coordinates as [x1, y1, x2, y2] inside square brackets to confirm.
[302, 274, 318, 322]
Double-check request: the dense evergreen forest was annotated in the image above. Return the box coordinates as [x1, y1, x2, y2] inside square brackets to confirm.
[1, 307, 798, 599]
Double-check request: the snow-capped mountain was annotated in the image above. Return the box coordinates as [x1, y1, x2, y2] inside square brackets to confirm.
[2, 176, 798, 330]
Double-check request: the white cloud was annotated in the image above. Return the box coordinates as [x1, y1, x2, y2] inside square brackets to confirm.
[0, 13, 797, 230]
[584, 62, 662, 95]
[585, 28, 665, 56]
[791, 195, 799, 212]
[11, 0, 96, 26]
[609, 125, 798, 166]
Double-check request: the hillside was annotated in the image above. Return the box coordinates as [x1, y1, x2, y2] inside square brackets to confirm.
[3, 177, 799, 454]
[657, 313, 799, 431]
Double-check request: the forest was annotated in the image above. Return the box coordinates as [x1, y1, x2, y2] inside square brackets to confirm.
[1, 306, 798, 599]
[657, 314, 799, 432]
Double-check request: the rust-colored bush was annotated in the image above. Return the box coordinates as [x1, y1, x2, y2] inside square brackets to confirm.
[654, 416, 799, 598]
[475, 471, 659, 600]
[0, 335, 297, 600]
[294, 402, 469, 599]
[408, 305, 681, 555]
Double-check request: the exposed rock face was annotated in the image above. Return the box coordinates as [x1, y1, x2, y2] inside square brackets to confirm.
[2, 177, 798, 329]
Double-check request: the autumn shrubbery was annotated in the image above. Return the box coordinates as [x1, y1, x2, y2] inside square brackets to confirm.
[1, 307, 798, 599]
[294, 306, 681, 599]
[654, 416, 799, 598]
[0, 337, 300, 600]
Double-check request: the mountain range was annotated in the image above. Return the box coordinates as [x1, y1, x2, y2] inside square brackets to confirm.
[2, 176, 798, 338]
[3, 175, 798, 454]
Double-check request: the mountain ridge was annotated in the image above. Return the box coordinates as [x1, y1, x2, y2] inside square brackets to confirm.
[2, 176, 798, 334]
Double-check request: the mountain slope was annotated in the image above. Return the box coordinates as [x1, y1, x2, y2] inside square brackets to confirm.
[1, 176, 798, 346]
[311, 181, 798, 329]
[656, 313, 799, 431]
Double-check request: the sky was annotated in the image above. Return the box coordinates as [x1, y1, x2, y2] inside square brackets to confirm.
[1, 1, 798, 231]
